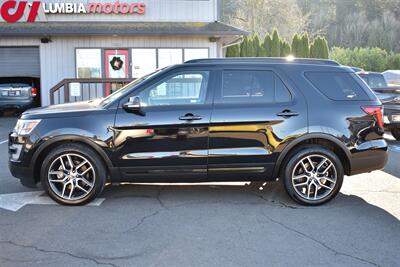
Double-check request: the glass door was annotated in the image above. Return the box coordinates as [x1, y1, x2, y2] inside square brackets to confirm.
[104, 49, 129, 95]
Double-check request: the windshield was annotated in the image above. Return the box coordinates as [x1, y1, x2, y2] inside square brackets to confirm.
[100, 69, 162, 106]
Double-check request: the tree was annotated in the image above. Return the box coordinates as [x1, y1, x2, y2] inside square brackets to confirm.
[310, 36, 329, 59]
[270, 29, 281, 57]
[226, 44, 240, 57]
[262, 34, 273, 57]
[291, 34, 301, 57]
[221, 0, 308, 41]
[240, 37, 249, 57]
[300, 32, 310, 58]
[251, 35, 261, 57]
[280, 41, 291, 57]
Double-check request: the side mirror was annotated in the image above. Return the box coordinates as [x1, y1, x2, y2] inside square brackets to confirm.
[123, 96, 145, 115]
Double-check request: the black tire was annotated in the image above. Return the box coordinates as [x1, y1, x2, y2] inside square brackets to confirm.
[0, 110, 4, 117]
[391, 128, 400, 141]
[282, 145, 344, 206]
[40, 143, 106, 205]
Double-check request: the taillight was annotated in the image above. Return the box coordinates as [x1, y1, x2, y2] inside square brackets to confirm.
[362, 106, 383, 128]
[31, 87, 38, 97]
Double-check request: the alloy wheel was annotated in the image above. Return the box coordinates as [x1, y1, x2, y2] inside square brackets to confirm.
[47, 153, 95, 200]
[291, 154, 337, 201]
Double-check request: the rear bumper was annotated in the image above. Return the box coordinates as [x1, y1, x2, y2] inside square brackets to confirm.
[349, 139, 388, 175]
[383, 104, 400, 128]
[0, 99, 34, 110]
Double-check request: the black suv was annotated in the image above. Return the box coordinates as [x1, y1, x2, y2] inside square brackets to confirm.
[9, 58, 388, 206]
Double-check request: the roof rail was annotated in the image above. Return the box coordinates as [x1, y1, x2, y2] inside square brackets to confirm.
[185, 57, 340, 66]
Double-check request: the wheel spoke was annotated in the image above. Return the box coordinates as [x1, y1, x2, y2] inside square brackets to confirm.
[319, 183, 333, 190]
[307, 183, 311, 199]
[80, 167, 93, 176]
[61, 183, 67, 198]
[321, 163, 333, 175]
[306, 157, 315, 170]
[68, 184, 75, 199]
[49, 171, 64, 176]
[75, 160, 88, 171]
[316, 158, 327, 172]
[78, 177, 93, 187]
[76, 184, 89, 193]
[67, 155, 74, 170]
[300, 161, 309, 172]
[314, 183, 318, 199]
[293, 174, 308, 180]
[294, 181, 309, 187]
[59, 156, 66, 170]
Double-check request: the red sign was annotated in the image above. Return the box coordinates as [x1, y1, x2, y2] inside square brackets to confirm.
[0, 0, 40, 23]
[0, 1, 145, 23]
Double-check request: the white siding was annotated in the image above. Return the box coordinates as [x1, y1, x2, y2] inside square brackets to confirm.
[0, 0, 217, 23]
[0, 36, 217, 105]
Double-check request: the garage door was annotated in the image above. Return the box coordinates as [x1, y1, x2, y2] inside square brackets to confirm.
[0, 47, 40, 78]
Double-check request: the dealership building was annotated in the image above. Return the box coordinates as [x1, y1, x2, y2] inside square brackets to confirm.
[0, 0, 246, 106]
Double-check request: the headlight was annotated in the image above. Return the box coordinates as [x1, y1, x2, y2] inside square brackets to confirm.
[14, 119, 41, 135]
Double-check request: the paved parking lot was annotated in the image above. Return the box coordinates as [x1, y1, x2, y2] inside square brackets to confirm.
[0, 115, 399, 267]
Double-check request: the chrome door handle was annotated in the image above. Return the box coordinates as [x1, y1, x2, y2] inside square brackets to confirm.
[179, 114, 202, 121]
[276, 110, 299, 117]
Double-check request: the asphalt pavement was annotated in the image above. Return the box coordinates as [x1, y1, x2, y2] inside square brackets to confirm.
[0, 115, 399, 267]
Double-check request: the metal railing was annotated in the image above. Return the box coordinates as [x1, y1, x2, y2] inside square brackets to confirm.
[49, 78, 134, 105]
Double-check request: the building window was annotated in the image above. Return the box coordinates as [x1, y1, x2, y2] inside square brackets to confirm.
[76, 49, 101, 78]
[158, 49, 183, 69]
[131, 49, 157, 78]
[184, 48, 209, 61]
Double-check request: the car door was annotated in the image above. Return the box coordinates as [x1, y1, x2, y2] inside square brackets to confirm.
[113, 67, 215, 182]
[208, 66, 307, 181]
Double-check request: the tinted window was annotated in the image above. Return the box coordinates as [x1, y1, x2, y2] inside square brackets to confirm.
[138, 71, 209, 106]
[367, 74, 388, 88]
[219, 70, 291, 103]
[305, 72, 370, 101]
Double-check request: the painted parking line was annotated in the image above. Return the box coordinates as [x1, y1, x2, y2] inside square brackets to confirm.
[0, 140, 7, 145]
[0, 191, 105, 212]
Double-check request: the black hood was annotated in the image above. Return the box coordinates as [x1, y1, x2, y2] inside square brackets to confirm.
[21, 100, 105, 119]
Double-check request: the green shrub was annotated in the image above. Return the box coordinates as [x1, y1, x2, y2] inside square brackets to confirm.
[330, 47, 389, 72]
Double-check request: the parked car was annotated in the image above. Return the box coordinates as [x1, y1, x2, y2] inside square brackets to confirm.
[357, 71, 400, 140]
[0, 78, 40, 116]
[9, 58, 388, 206]
[382, 70, 400, 86]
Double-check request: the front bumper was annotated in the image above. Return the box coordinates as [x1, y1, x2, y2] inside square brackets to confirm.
[9, 161, 36, 187]
[349, 139, 388, 175]
[8, 132, 37, 188]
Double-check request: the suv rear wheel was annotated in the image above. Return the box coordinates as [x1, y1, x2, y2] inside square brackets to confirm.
[40, 143, 106, 205]
[282, 145, 344, 206]
[391, 128, 400, 141]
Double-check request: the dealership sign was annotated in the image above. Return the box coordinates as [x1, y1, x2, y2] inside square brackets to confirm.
[0, 1, 145, 23]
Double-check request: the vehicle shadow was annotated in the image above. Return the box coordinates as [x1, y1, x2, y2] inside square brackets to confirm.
[100, 181, 399, 213]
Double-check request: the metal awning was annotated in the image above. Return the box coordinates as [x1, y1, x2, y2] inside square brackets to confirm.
[0, 21, 248, 37]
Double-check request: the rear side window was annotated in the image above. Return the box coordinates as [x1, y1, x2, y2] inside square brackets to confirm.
[305, 72, 370, 101]
[218, 70, 291, 103]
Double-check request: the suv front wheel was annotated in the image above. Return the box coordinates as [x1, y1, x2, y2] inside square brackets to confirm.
[282, 145, 344, 206]
[40, 143, 106, 205]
